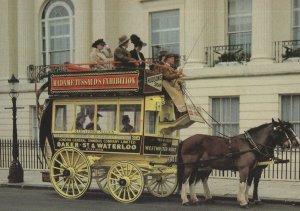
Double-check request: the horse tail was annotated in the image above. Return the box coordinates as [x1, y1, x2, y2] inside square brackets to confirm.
[177, 141, 184, 192]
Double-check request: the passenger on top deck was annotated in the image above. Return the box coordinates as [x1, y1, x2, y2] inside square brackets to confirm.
[162, 54, 186, 115]
[158, 50, 168, 65]
[130, 34, 146, 69]
[90, 39, 113, 70]
[114, 35, 136, 69]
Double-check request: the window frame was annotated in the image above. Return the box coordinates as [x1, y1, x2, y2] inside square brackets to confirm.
[150, 9, 180, 58]
[52, 99, 144, 135]
[293, 0, 300, 40]
[30, 105, 39, 141]
[211, 96, 240, 136]
[53, 103, 75, 133]
[280, 95, 300, 137]
[227, 0, 252, 45]
[41, 0, 74, 65]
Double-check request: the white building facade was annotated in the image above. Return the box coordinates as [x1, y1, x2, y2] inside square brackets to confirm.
[0, 0, 300, 141]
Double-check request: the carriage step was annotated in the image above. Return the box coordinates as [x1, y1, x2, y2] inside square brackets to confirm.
[40, 170, 50, 183]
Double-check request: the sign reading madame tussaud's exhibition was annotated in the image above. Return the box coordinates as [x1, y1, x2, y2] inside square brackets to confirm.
[49, 71, 139, 94]
[53, 133, 141, 154]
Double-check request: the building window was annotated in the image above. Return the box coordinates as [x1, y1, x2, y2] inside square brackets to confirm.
[41, 0, 74, 65]
[293, 0, 300, 40]
[151, 10, 180, 58]
[30, 106, 39, 141]
[281, 95, 300, 136]
[228, 0, 252, 45]
[211, 97, 239, 136]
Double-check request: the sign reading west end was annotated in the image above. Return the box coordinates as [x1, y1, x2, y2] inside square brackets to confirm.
[49, 72, 139, 94]
[143, 73, 163, 94]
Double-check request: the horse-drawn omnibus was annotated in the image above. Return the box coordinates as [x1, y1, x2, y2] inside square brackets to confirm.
[37, 67, 196, 203]
[30, 63, 300, 207]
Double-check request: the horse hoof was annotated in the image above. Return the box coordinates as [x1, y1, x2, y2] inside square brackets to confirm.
[240, 204, 250, 209]
[182, 202, 190, 206]
[190, 201, 202, 206]
[254, 199, 261, 205]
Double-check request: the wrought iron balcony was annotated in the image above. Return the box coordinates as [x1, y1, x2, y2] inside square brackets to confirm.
[274, 40, 300, 63]
[205, 44, 251, 67]
[27, 64, 67, 83]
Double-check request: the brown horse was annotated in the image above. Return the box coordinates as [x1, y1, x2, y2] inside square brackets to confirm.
[177, 119, 299, 207]
[246, 120, 300, 204]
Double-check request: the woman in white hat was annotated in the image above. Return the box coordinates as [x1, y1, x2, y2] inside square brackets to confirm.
[90, 38, 113, 70]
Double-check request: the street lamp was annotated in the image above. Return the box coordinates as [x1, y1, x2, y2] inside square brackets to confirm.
[7, 74, 24, 183]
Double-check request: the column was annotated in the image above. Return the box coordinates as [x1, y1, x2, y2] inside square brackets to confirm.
[0, 0, 17, 82]
[0, 0, 10, 82]
[250, 0, 273, 64]
[17, 0, 35, 81]
[74, 1, 91, 63]
[184, 0, 206, 69]
[91, 0, 106, 42]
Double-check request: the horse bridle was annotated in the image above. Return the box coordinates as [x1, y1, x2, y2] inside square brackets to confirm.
[273, 125, 296, 147]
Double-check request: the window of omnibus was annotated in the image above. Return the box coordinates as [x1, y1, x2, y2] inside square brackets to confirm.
[54, 104, 74, 131]
[120, 104, 141, 133]
[97, 104, 117, 131]
[76, 104, 95, 130]
[144, 111, 157, 134]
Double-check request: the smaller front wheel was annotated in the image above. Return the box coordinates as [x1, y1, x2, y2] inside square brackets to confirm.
[107, 161, 144, 203]
[146, 173, 177, 197]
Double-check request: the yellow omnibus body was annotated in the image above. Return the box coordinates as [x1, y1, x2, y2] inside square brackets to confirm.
[40, 69, 181, 203]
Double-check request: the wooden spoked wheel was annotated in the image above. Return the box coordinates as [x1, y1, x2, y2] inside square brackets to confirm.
[94, 168, 110, 194]
[146, 173, 177, 197]
[107, 161, 144, 203]
[50, 147, 91, 199]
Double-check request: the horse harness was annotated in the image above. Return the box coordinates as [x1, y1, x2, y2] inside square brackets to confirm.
[244, 131, 274, 159]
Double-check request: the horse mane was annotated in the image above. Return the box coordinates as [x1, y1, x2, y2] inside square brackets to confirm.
[247, 122, 272, 134]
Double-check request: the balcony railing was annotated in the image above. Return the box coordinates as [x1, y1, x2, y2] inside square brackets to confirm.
[274, 40, 300, 63]
[205, 44, 251, 67]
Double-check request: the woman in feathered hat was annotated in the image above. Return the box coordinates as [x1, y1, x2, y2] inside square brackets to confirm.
[130, 34, 147, 69]
[90, 38, 113, 70]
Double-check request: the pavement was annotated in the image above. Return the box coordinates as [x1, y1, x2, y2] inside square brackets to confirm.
[0, 169, 299, 205]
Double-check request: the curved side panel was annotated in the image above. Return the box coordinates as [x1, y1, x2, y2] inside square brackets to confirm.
[39, 99, 54, 160]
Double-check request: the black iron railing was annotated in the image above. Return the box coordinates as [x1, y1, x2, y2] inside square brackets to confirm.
[211, 146, 300, 180]
[274, 40, 300, 63]
[205, 44, 251, 67]
[1, 139, 299, 180]
[0, 139, 47, 170]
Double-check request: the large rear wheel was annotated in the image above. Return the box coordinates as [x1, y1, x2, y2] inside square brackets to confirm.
[50, 147, 91, 199]
[107, 161, 144, 203]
